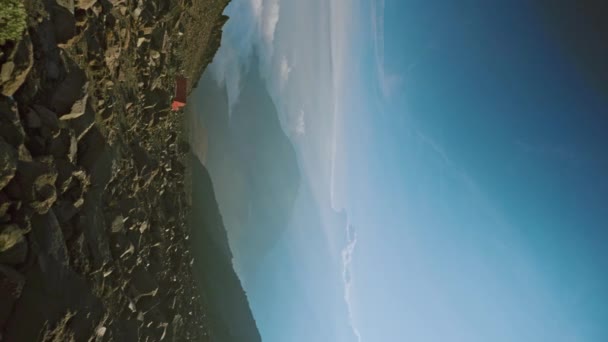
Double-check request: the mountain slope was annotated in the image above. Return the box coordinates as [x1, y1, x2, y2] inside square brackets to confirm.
[189, 154, 262, 342]
[192, 58, 300, 280]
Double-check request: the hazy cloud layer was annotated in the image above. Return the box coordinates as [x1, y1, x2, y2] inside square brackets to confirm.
[210, 0, 281, 111]
[279, 55, 292, 89]
[205, 1, 386, 340]
[371, 0, 400, 100]
[342, 223, 361, 342]
[294, 109, 305, 136]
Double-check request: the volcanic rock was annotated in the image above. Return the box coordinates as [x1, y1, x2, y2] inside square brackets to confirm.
[50, 2, 77, 44]
[0, 264, 25, 329]
[0, 138, 17, 191]
[53, 199, 79, 224]
[129, 265, 159, 302]
[0, 233, 28, 265]
[59, 93, 89, 121]
[49, 61, 87, 116]
[0, 224, 25, 254]
[24, 108, 42, 129]
[0, 98, 25, 148]
[31, 210, 69, 267]
[0, 34, 34, 97]
[54, 158, 75, 193]
[0, 192, 10, 221]
[13, 159, 58, 214]
[76, 0, 97, 10]
[32, 105, 60, 133]
[0, 0, 247, 339]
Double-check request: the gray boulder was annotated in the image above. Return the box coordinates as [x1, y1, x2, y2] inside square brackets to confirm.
[48, 128, 77, 161]
[30, 210, 69, 268]
[76, 0, 97, 10]
[32, 105, 60, 135]
[0, 264, 25, 330]
[0, 224, 24, 255]
[0, 33, 34, 97]
[0, 241, 27, 265]
[24, 109, 42, 129]
[129, 265, 159, 303]
[0, 138, 17, 191]
[0, 97, 25, 148]
[54, 157, 75, 194]
[14, 159, 58, 214]
[49, 60, 87, 117]
[50, 1, 77, 44]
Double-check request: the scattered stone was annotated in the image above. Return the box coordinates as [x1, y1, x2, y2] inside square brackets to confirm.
[76, 198, 112, 268]
[138, 221, 148, 234]
[54, 158, 75, 193]
[0, 231, 28, 265]
[0, 138, 18, 191]
[76, 126, 107, 173]
[129, 265, 159, 302]
[0, 0, 236, 338]
[95, 325, 107, 338]
[0, 98, 25, 148]
[24, 135, 46, 157]
[24, 109, 42, 129]
[66, 102, 95, 142]
[50, 2, 77, 44]
[64, 167, 88, 203]
[68, 131, 78, 162]
[10, 205, 31, 236]
[53, 199, 79, 224]
[66, 231, 91, 274]
[110, 215, 124, 233]
[0, 34, 34, 97]
[49, 61, 87, 116]
[32, 105, 60, 133]
[17, 144, 33, 162]
[105, 46, 121, 73]
[0, 193, 10, 220]
[3, 254, 103, 342]
[0, 224, 25, 254]
[31, 210, 69, 267]
[55, 0, 75, 13]
[59, 92, 89, 121]
[48, 129, 73, 159]
[0, 264, 25, 329]
[76, 0, 97, 10]
[14, 159, 58, 214]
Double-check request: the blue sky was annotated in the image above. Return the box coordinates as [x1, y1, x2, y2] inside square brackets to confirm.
[202, 1, 608, 341]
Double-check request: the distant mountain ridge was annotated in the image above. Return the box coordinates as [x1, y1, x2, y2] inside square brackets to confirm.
[189, 155, 262, 342]
[192, 54, 301, 281]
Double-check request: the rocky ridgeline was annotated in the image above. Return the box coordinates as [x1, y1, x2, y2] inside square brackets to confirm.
[0, 0, 229, 340]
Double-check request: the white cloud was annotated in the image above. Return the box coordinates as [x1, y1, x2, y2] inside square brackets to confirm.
[342, 223, 361, 342]
[250, 0, 279, 44]
[209, 2, 371, 341]
[208, 0, 281, 112]
[279, 55, 292, 89]
[371, 0, 401, 100]
[251, 0, 263, 20]
[294, 109, 305, 136]
[262, 0, 280, 45]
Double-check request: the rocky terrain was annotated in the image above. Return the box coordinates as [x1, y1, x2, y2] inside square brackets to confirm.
[0, 0, 243, 340]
